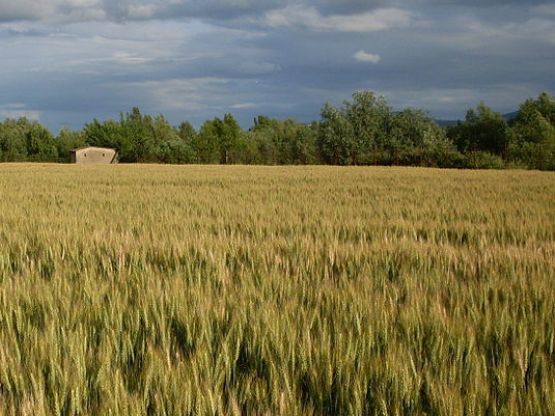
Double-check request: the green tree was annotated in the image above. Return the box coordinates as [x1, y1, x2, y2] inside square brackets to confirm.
[447, 103, 510, 156]
[220, 113, 242, 164]
[84, 108, 175, 163]
[290, 124, 319, 165]
[120, 107, 157, 162]
[83, 119, 130, 160]
[153, 116, 195, 164]
[195, 119, 221, 164]
[56, 128, 86, 162]
[25, 122, 58, 162]
[317, 103, 355, 165]
[344, 91, 391, 164]
[317, 92, 392, 165]
[249, 116, 318, 165]
[0, 118, 28, 161]
[196, 114, 242, 164]
[178, 122, 197, 146]
[509, 92, 555, 169]
[389, 109, 461, 167]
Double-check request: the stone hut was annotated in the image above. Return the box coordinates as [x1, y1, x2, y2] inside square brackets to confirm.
[70, 147, 118, 164]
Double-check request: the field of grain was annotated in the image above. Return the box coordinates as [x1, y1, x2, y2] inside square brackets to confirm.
[0, 164, 554, 415]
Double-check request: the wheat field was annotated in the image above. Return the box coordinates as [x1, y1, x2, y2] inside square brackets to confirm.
[0, 164, 554, 415]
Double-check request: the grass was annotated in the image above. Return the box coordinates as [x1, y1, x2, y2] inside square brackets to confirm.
[0, 164, 554, 415]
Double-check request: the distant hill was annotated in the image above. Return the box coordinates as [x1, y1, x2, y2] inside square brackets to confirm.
[502, 111, 518, 122]
[435, 111, 518, 128]
[435, 119, 460, 128]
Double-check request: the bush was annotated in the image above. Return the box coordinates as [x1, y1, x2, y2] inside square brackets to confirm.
[464, 151, 505, 169]
[507, 140, 555, 171]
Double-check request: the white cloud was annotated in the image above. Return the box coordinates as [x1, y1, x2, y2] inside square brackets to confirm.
[263, 6, 413, 32]
[230, 102, 257, 109]
[63, 0, 100, 7]
[126, 4, 158, 19]
[353, 50, 381, 63]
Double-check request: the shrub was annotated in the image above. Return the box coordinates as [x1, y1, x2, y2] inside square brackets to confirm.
[464, 151, 505, 169]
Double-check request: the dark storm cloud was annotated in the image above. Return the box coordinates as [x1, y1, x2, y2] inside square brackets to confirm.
[0, 0, 553, 130]
[0, 0, 287, 22]
[310, 0, 386, 14]
[0, 0, 406, 23]
[0, 0, 552, 23]
[0, 1, 44, 21]
[412, 0, 545, 5]
[150, 0, 286, 20]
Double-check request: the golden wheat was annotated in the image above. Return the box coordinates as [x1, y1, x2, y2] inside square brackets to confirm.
[0, 164, 554, 415]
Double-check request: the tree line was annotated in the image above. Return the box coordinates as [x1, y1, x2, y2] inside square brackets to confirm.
[1, 91, 554, 170]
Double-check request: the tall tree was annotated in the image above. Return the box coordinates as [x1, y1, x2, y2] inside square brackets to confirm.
[26, 122, 58, 161]
[317, 103, 355, 165]
[0, 118, 29, 161]
[220, 113, 242, 164]
[344, 91, 391, 164]
[509, 92, 555, 169]
[447, 103, 510, 156]
[390, 109, 459, 166]
[56, 128, 86, 162]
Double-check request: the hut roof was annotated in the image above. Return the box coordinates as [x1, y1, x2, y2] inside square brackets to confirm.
[70, 146, 117, 153]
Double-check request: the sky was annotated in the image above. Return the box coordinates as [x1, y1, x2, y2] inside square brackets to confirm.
[1, 0, 554, 132]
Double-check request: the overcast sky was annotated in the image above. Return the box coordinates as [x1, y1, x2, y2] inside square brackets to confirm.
[1, 0, 554, 131]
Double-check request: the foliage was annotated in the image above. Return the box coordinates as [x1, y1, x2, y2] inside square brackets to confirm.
[0, 165, 554, 415]
[153, 117, 195, 164]
[56, 128, 86, 162]
[0, 118, 29, 161]
[1, 91, 555, 170]
[318, 93, 461, 167]
[318, 103, 356, 165]
[197, 120, 220, 164]
[508, 92, 555, 170]
[344, 91, 390, 164]
[251, 117, 319, 165]
[463, 151, 505, 169]
[0, 118, 58, 162]
[389, 109, 462, 167]
[83, 108, 195, 163]
[446, 103, 510, 156]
